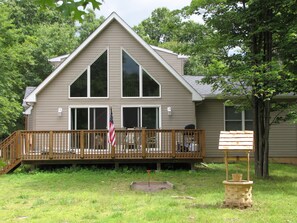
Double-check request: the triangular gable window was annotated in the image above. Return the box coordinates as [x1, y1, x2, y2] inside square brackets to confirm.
[70, 70, 87, 97]
[70, 50, 108, 98]
[122, 50, 160, 98]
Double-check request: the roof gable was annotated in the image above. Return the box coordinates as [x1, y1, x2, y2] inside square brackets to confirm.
[25, 12, 203, 103]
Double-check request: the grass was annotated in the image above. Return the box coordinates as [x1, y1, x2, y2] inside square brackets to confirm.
[0, 163, 296, 223]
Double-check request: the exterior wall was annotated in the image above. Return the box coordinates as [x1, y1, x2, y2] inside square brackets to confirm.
[196, 100, 297, 158]
[196, 100, 224, 157]
[32, 21, 195, 131]
[154, 49, 185, 75]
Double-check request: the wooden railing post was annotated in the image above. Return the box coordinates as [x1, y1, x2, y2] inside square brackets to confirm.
[199, 130, 206, 158]
[171, 130, 176, 158]
[111, 146, 115, 158]
[142, 129, 146, 158]
[15, 131, 21, 159]
[80, 131, 84, 159]
[49, 131, 53, 159]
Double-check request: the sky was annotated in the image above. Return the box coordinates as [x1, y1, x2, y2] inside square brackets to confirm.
[96, 0, 194, 27]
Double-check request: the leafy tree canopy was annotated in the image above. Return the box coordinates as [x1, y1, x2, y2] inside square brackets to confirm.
[35, 0, 103, 21]
[0, 0, 105, 137]
[187, 0, 297, 177]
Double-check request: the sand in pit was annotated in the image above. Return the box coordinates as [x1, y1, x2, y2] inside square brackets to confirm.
[130, 181, 174, 192]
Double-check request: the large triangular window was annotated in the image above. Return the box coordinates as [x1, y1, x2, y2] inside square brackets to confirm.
[122, 50, 160, 97]
[70, 50, 108, 98]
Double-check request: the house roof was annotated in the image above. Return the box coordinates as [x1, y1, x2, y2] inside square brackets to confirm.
[25, 12, 203, 103]
[22, 86, 37, 107]
[183, 75, 297, 99]
[150, 45, 189, 59]
[183, 75, 221, 98]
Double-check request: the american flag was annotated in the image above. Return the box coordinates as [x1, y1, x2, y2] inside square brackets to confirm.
[108, 108, 116, 147]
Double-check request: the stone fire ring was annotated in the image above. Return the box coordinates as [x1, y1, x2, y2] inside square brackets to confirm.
[130, 181, 174, 192]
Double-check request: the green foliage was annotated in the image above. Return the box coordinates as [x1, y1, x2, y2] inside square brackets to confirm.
[0, 0, 105, 135]
[76, 9, 105, 42]
[0, 4, 23, 136]
[134, 7, 217, 75]
[134, 8, 182, 45]
[35, 0, 103, 21]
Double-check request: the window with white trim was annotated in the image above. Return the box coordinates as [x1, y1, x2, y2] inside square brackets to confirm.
[122, 50, 160, 97]
[70, 50, 107, 97]
[122, 107, 160, 129]
[71, 107, 107, 130]
[225, 106, 253, 131]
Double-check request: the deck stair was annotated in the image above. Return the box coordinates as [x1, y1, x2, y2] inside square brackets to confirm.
[0, 131, 22, 175]
[0, 159, 22, 175]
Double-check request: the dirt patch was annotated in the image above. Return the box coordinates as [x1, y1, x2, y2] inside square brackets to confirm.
[130, 181, 174, 192]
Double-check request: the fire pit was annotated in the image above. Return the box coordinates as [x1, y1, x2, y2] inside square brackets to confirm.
[130, 181, 174, 192]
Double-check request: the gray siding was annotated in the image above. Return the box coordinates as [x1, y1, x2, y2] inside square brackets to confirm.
[270, 122, 297, 157]
[196, 100, 224, 157]
[196, 100, 297, 158]
[32, 21, 195, 130]
[154, 49, 185, 75]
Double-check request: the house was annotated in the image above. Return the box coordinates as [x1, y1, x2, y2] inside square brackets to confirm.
[184, 75, 297, 164]
[1, 12, 296, 174]
[0, 12, 206, 174]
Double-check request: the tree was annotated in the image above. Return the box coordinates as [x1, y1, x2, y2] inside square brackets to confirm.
[0, 0, 106, 136]
[0, 4, 23, 136]
[188, 0, 297, 178]
[35, 0, 103, 21]
[134, 8, 183, 45]
[76, 9, 105, 43]
[134, 7, 214, 75]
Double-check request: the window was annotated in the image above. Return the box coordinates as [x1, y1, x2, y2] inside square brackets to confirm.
[122, 50, 160, 97]
[71, 107, 107, 130]
[225, 106, 253, 131]
[70, 50, 108, 98]
[122, 107, 160, 129]
[70, 71, 87, 97]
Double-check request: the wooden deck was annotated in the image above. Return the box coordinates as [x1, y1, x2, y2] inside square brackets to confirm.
[0, 129, 206, 173]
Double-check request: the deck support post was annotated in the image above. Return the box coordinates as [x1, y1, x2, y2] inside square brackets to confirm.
[190, 163, 195, 171]
[115, 162, 119, 169]
[157, 162, 161, 171]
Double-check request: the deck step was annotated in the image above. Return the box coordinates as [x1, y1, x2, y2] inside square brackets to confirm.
[0, 160, 22, 175]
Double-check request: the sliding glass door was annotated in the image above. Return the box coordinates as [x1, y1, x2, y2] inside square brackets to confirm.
[71, 107, 107, 149]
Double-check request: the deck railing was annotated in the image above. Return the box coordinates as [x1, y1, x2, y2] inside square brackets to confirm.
[1, 129, 205, 163]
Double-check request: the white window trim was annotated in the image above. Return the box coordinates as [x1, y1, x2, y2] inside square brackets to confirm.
[224, 105, 253, 131]
[121, 48, 161, 99]
[68, 48, 109, 99]
[121, 105, 162, 129]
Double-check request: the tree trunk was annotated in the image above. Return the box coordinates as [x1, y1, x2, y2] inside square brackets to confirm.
[252, 2, 273, 179]
[253, 97, 270, 178]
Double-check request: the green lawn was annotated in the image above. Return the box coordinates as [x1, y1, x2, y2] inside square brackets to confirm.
[0, 163, 296, 223]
